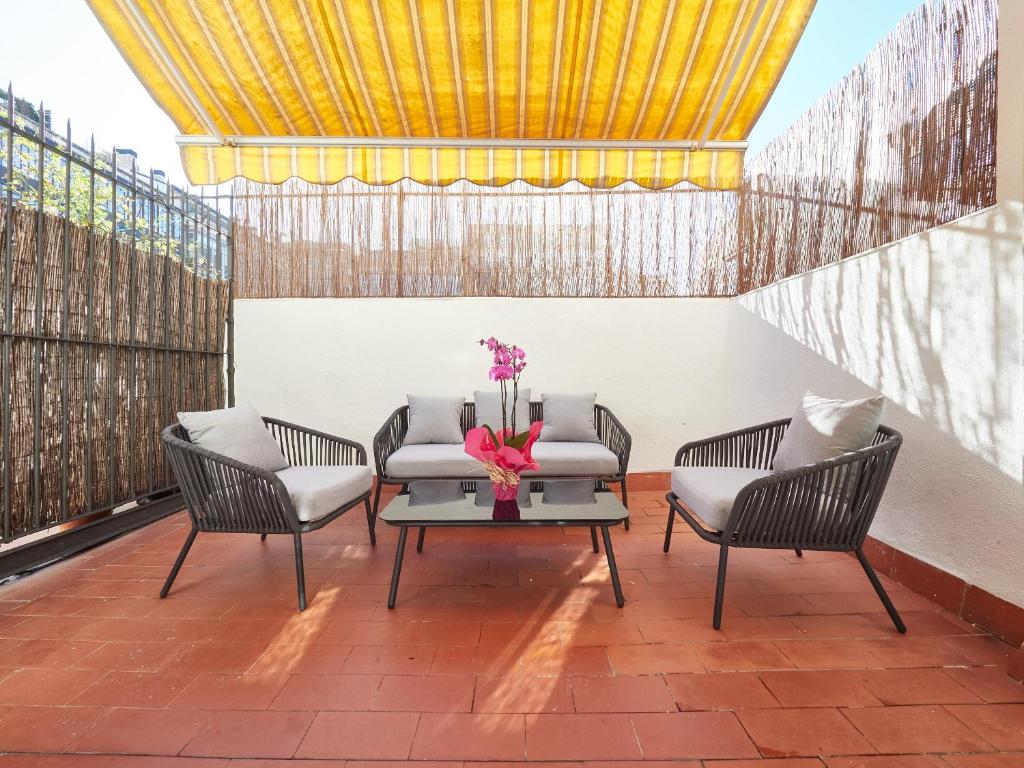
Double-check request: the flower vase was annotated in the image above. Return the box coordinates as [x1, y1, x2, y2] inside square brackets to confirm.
[491, 479, 522, 521]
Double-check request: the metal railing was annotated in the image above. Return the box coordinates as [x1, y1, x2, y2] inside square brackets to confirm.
[0, 84, 233, 544]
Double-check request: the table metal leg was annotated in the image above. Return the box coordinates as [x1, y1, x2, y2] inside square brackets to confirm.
[601, 525, 625, 607]
[388, 526, 409, 609]
[417, 526, 426, 553]
[590, 526, 599, 553]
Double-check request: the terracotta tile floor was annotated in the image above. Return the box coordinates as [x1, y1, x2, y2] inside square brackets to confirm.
[0, 489, 1021, 768]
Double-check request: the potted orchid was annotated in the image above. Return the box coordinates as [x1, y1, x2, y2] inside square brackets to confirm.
[464, 337, 542, 520]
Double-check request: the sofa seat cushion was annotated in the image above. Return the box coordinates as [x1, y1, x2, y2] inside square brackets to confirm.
[527, 442, 619, 476]
[275, 465, 372, 523]
[671, 466, 773, 531]
[386, 444, 488, 478]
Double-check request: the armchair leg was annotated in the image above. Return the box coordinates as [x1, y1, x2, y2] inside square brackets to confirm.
[590, 526, 599, 553]
[620, 479, 630, 530]
[713, 543, 729, 630]
[160, 526, 197, 598]
[416, 527, 426, 553]
[293, 533, 307, 612]
[794, 548, 802, 557]
[364, 498, 376, 546]
[261, 533, 268, 542]
[663, 505, 675, 553]
[371, 480, 384, 528]
[856, 547, 906, 633]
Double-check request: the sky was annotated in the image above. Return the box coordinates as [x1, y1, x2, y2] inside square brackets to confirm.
[1, 0, 924, 188]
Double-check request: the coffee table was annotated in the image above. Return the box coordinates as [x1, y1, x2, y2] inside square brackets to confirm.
[379, 486, 628, 609]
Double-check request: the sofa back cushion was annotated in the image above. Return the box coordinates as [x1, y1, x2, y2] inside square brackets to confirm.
[538, 393, 600, 443]
[404, 395, 466, 444]
[773, 391, 884, 472]
[474, 388, 531, 432]
[177, 402, 288, 472]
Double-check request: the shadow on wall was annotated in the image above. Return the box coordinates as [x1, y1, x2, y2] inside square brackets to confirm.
[727, 202, 1024, 607]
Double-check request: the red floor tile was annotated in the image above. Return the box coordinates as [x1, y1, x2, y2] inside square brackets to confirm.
[759, 670, 882, 707]
[370, 674, 475, 711]
[632, 711, 760, 759]
[944, 667, 1024, 703]
[181, 710, 314, 758]
[68, 707, 212, 755]
[571, 674, 677, 713]
[696, 640, 795, 671]
[852, 667, 981, 705]
[340, 644, 437, 675]
[606, 643, 704, 674]
[72, 670, 197, 708]
[413, 712, 526, 760]
[0, 705, 108, 753]
[526, 713, 640, 760]
[842, 705, 995, 753]
[521, 645, 612, 676]
[944, 703, 1024, 750]
[473, 675, 574, 712]
[0, 667, 104, 705]
[296, 711, 419, 759]
[667, 671, 780, 710]
[170, 673, 289, 710]
[270, 673, 381, 710]
[738, 707, 876, 757]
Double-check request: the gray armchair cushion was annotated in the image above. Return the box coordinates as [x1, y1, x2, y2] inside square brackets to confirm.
[275, 465, 372, 522]
[474, 388, 531, 432]
[177, 402, 287, 472]
[773, 391, 884, 473]
[671, 466, 773, 531]
[527, 442, 619, 475]
[404, 395, 465, 445]
[386, 444, 488, 478]
[538, 393, 600, 442]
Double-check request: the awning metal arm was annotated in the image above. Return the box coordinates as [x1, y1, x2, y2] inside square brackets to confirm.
[122, 0, 225, 142]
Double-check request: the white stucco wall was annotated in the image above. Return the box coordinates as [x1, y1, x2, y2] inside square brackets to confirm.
[233, 297, 734, 472]
[728, 202, 1024, 607]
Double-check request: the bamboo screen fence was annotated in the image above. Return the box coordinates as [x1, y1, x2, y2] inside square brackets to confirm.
[1, 91, 231, 543]
[736, 0, 998, 291]
[233, 180, 738, 298]
[232, 0, 996, 300]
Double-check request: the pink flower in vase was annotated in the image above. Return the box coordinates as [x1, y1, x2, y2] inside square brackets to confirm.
[469, 337, 542, 519]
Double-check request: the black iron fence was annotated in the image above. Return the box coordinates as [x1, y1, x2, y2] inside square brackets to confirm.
[0, 85, 233, 545]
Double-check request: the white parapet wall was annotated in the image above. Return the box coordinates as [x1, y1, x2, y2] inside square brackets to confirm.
[233, 296, 735, 473]
[729, 202, 1024, 608]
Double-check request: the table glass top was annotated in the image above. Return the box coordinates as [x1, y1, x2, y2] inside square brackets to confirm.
[380, 484, 627, 524]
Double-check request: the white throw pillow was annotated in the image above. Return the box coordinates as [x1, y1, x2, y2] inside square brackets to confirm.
[539, 393, 600, 443]
[177, 402, 288, 472]
[772, 391, 884, 472]
[404, 395, 465, 445]
[474, 388, 531, 432]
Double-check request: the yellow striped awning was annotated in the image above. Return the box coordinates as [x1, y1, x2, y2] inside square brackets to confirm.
[89, 0, 815, 190]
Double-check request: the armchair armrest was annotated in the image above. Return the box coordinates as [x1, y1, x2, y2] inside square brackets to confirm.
[595, 405, 631, 476]
[373, 406, 409, 478]
[263, 417, 367, 467]
[161, 425, 298, 533]
[722, 431, 902, 548]
[675, 418, 790, 470]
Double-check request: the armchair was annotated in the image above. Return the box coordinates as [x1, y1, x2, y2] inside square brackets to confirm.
[665, 419, 904, 632]
[161, 417, 373, 611]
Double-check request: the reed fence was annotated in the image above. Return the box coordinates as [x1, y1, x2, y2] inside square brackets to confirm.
[1, 90, 231, 544]
[233, 178, 738, 298]
[736, 0, 997, 291]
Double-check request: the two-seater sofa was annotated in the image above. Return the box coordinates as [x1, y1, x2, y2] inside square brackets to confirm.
[371, 400, 631, 532]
